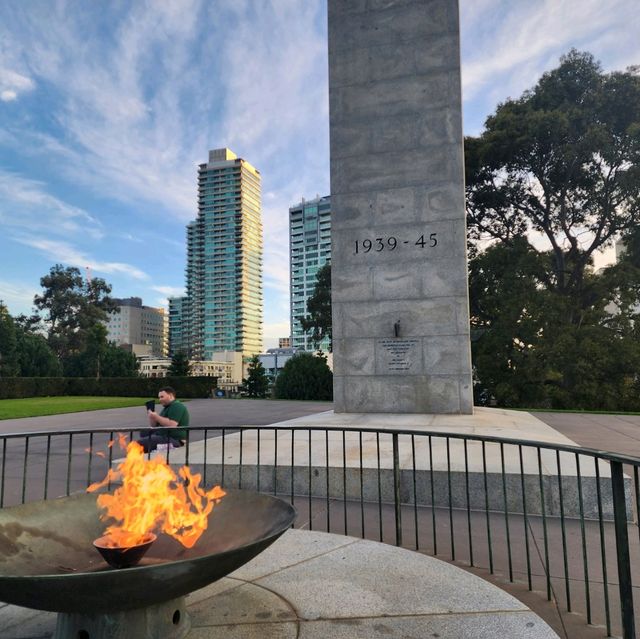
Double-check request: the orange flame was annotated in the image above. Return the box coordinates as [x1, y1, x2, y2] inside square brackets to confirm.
[84, 447, 106, 458]
[87, 439, 225, 549]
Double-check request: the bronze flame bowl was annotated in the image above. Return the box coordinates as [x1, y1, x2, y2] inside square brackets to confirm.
[0, 489, 295, 613]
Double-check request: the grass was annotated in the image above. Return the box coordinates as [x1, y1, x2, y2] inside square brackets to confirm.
[0, 396, 154, 420]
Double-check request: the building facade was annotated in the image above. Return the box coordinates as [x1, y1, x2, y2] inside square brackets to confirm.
[258, 347, 300, 382]
[138, 356, 172, 378]
[170, 148, 263, 360]
[168, 296, 190, 357]
[190, 352, 243, 387]
[106, 297, 167, 356]
[289, 195, 331, 351]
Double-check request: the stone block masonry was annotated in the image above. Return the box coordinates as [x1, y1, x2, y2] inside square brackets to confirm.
[329, 0, 473, 413]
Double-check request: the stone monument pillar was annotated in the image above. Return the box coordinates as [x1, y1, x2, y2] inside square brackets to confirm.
[328, 0, 473, 413]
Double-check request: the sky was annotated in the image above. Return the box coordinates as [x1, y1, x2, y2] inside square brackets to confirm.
[0, 0, 639, 349]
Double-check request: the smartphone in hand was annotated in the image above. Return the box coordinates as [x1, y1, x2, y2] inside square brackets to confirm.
[145, 400, 156, 412]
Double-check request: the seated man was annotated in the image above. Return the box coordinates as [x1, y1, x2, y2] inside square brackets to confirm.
[138, 386, 189, 453]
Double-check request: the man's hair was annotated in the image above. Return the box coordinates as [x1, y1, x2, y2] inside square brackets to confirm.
[159, 386, 176, 396]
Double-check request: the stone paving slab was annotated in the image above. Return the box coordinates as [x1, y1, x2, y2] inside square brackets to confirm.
[298, 613, 558, 638]
[253, 532, 526, 620]
[0, 529, 558, 638]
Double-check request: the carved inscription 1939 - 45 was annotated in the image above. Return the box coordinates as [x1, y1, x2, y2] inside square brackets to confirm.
[354, 233, 438, 255]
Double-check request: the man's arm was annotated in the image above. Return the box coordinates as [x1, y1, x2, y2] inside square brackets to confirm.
[147, 410, 179, 429]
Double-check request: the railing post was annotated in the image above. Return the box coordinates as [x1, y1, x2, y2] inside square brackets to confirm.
[611, 460, 635, 639]
[392, 433, 402, 547]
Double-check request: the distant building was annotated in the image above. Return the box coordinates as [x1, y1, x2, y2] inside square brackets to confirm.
[106, 297, 167, 356]
[278, 337, 291, 348]
[192, 351, 243, 388]
[170, 148, 263, 361]
[258, 348, 300, 381]
[138, 350, 243, 385]
[289, 195, 331, 352]
[606, 238, 640, 315]
[257, 348, 333, 383]
[168, 296, 190, 357]
[138, 356, 172, 378]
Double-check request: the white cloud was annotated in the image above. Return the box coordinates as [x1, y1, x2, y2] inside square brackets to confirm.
[0, 170, 103, 238]
[0, 279, 39, 315]
[0, 1, 206, 219]
[15, 237, 149, 281]
[461, 0, 640, 105]
[263, 321, 291, 351]
[0, 67, 35, 101]
[264, 320, 290, 339]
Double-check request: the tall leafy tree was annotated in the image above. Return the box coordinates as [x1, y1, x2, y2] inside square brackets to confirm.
[34, 264, 117, 360]
[65, 324, 109, 378]
[300, 263, 332, 351]
[466, 50, 640, 302]
[16, 332, 62, 377]
[168, 350, 192, 377]
[467, 50, 640, 409]
[0, 301, 19, 377]
[100, 343, 139, 377]
[243, 354, 269, 398]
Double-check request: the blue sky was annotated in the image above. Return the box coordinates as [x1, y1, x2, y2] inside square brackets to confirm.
[1, 0, 639, 349]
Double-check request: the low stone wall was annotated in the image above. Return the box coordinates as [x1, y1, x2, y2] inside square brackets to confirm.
[187, 462, 631, 521]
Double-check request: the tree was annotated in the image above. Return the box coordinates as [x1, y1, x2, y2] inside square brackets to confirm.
[467, 51, 640, 409]
[168, 350, 191, 377]
[34, 264, 117, 360]
[16, 331, 62, 377]
[466, 50, 640, 303]
[0, 301, 19, 377]
[243, 354, 269, 398]
[100, 343, 139, 377]
[274, 352, 333, 401]
[300, 263, 332, 351]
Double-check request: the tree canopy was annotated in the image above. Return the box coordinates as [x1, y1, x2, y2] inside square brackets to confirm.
[34, 264, 117, 360]
[1, 266, 142, 379]
[273, 352, 333, 401]
[168, 350, 192, 377]
[243, 354, 269, 398]
[468, 50, 640, 409]
[466, 50, 640, 295]
[300, 263, 332, 351]
[0, 301, 19, 377]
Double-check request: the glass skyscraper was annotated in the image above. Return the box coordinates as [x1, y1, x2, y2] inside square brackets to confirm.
[289, 195, 331, 351]
[170, 148, 263, 360]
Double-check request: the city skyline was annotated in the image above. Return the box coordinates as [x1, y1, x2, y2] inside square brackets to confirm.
[0, 1, 639, 348]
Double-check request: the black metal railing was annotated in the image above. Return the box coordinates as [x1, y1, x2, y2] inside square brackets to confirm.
[0, 424, 638, 639]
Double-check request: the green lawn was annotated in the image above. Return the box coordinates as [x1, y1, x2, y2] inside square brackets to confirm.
[0, 396, 154, 420]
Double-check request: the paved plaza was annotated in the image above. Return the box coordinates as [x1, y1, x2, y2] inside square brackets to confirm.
[1, 400, 639, 638]
[1, 530, 558, 639]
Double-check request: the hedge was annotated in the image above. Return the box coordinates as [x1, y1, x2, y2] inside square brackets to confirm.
[0, 377, 217, 400]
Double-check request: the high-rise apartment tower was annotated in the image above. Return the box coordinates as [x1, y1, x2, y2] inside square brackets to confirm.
[170, 148, 263, 360]
[289, 195, 331, 351]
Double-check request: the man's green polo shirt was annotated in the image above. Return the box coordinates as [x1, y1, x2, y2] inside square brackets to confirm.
[160, 400, 189, 440]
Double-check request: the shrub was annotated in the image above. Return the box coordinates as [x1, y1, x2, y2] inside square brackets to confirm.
[0, 376, 217, 399]
[274, 353, 332, 401]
